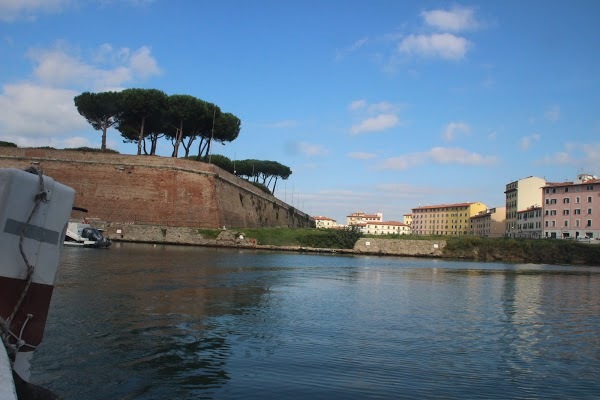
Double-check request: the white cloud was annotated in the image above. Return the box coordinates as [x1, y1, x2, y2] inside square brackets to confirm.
[544, 105, 561, 122]
[539, 142, 600, 170]
[335, 37, 369, 61]
[0, 83, 87, 137]
[348, 152, 377, 160]
[28, 43, 161, 91]
[398, 33, 470, 60]
[0, 42, 161, 147]
[350, 114, 399, 135]
[520, 133, 541, 150]
[128, 46, 161, 79]
[367, 101, 400, 114]
[443, 121, 471, 141]
[64, 136, 94, 148]
[349, 99, 404, 135]
[422, 6, 479, 32]
[297, 141, 328, 156]
[0, 0, 71, 22]
[348, 99, 367, 111]
[378, 147, 497, 170]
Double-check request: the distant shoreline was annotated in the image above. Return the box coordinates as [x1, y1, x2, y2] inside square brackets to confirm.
[96, 224, 600, 266]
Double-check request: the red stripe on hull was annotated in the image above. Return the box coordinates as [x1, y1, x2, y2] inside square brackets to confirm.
[0, 276, 54, 352]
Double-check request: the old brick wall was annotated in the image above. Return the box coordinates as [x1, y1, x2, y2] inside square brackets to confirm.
[0, 148, 313, 229]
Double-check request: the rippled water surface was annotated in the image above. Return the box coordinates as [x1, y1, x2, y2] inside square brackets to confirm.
[31, 243, 600, 399]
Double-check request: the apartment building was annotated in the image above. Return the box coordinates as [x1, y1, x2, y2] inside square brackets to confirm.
[363, 221, 411, 235]
[542, 174, 600, 239]
[347, 211, 383, 226]
[505, 176, 546, 237]
[516, 206, 543, 238]
[411, 202, 487, 236]
[470, 206, 506, 237]
[313, 216, 337, 229]
[403, 213, 413, 227]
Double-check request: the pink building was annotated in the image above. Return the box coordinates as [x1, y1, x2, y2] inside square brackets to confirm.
[542, 174, 600, 239]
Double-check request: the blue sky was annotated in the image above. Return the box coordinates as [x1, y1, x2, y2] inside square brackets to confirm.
[1, 1, 599, 224]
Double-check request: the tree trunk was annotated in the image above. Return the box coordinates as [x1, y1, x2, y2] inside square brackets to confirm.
[137, 116, 146, 155]
[101, 125, 107, 152]
[172, 121, 183, 158]
[150, 133, 158, 155]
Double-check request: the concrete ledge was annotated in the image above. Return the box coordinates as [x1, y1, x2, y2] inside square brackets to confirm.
[353, 238, 446, 257]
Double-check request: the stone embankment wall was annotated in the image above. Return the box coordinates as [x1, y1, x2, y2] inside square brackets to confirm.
[353, 238, 446, 257]
[0, 148, 313, 229]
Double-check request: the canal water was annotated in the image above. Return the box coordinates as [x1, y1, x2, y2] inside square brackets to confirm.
[31, 243, 600, 399]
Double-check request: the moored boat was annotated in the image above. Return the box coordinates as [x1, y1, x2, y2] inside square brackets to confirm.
[65, 221, 112, 248]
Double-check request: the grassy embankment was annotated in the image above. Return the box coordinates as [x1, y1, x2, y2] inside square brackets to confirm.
[199, 227, 361, 249]
[198, 227, 600, 266]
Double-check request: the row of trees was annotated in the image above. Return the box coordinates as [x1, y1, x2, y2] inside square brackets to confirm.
[74, 89, 241, 158]
[196, 155, 292, 194]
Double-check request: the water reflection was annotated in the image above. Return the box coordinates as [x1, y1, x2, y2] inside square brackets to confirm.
[31, 244, 600, 399]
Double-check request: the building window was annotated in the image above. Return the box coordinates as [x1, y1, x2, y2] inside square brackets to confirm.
[563, 210, 570, 215]
[587, 185, 594, 190]
[565, 187, 569, 193]
[575, 209, 581, 215]
[588, 196, 593, 203]
[589, 208, 593, 215]
[576, 197, 580, 203]
[576, 220, 580, 227]
[564, 198, 570, 204]
[552, 221, 556, 227]
[588, 220, 592, 227]
[565, 221, 569, 227]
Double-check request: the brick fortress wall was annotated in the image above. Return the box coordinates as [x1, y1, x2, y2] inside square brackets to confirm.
[0, 148, 313, 229]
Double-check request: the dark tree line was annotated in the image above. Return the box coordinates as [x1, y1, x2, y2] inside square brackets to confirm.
[193, 155, 292, 194]
[73, 89, 241, 158]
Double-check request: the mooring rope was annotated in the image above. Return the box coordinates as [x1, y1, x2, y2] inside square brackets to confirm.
[0, 167, 46, 358]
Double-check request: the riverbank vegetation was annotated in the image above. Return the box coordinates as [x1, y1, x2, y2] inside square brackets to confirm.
[225, 228, 599, 265]
[444, 236, 600, 265]
[219, 227, 363, 249]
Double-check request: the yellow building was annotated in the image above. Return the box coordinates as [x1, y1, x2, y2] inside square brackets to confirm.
[411, 202, 488, 236]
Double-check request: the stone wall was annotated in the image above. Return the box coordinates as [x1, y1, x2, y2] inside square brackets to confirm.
[0, 148, 313, 229]
[353, 238, 446, 257]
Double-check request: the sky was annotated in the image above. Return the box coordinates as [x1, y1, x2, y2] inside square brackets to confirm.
[1, 0, 599, 224]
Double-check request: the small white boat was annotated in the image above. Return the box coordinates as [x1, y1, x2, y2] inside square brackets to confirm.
[1, 167, 75, 399]
[65, 221, 112, 248]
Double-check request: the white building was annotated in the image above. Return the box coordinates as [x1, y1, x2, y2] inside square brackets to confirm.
[313, 216, 337, 229]
[364, 221, 411, 235]
[505, 176, 546, 237]
[347, 211, 383, 226]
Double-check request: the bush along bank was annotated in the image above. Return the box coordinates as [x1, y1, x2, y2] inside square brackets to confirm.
[443, 236, 600, 266]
